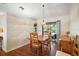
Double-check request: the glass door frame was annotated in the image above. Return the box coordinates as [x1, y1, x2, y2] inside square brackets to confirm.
[42, 22, 56, 35]
[42, 20, 61, 43]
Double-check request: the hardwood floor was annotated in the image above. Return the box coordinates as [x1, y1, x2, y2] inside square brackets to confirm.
[0, 50, 5, 56]
[0, 42, 57, 56]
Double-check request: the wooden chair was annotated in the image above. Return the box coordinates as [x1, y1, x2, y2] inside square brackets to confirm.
[76, 35, 79, 47]
[42, 33, 52, 55]
[61, 35, 70, 41]
[73, 35, 79, 56]
[73, 47, 79, 56]
[30, 32, 41, 55]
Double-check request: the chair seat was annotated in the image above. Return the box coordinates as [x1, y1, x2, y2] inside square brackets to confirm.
[43, 39, 51, 45]
[32, 43, 41, 48]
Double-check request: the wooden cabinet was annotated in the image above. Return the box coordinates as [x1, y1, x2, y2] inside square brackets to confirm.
[60, 35, 79, 56]
[60, 40, 74, 55]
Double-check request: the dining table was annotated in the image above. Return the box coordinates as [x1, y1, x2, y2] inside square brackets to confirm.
[29, 35, 48, 42]
[38, 35, 48, 43]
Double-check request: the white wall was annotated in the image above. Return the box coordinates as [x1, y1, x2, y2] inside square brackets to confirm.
[7, 13, 34, 52]
[0, 12, 7, 52]
[0, 16, 1, 26]
[70, 4, 79, 36]
[37, 15, 70, 36]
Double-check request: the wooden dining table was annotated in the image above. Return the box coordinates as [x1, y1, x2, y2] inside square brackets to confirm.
[38, 35, 48, 43]
[29, 35, 48, 47]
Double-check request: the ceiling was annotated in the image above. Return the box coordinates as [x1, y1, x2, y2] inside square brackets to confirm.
[0, 3, 72, 19]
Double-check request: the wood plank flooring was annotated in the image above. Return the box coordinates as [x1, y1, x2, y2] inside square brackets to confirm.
[0, 42, 57, 56]
[0, 49, 6, 56]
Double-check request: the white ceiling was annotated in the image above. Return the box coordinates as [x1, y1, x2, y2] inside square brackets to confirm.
[0, 3, 72, 19]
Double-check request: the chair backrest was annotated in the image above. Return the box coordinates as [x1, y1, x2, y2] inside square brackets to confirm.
[76, 36, 79, 45]
[61, 35, 70, 41]
[43, 33, 51, 44]
[72, 35, 79, 55]
[30, 32, 38, 43]
[73, 35, 79, 48]
[48, 33, 52, 43]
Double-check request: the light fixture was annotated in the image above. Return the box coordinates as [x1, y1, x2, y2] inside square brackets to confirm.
[42, 4, 46, 25]
[19, 6, 24, 10]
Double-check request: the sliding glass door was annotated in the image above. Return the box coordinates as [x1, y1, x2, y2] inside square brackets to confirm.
[42, 22, 56, 34]
[42, 21, 60, 43]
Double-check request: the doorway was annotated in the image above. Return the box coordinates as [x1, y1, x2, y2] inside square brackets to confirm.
[42, 20, 61, 43]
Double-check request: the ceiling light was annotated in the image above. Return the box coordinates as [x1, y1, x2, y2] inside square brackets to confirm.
[19, 6, 24, 10]
[42, 4, 46, 25]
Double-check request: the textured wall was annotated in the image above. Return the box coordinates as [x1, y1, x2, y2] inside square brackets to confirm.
[0, 13, 7, 52]
[7, 13, 34, 52]
[70, 4, 79, 36]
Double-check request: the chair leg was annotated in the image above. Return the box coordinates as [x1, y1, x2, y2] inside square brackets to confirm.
[42, 44, 44, 56]
[47, 43, 51, 55]
[36, 48, 40, 56]
[50, 43, 51, 50]
[41, 45, 43, 55]
[47, 44, 50, 55]
[37, 48, 40, 56]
